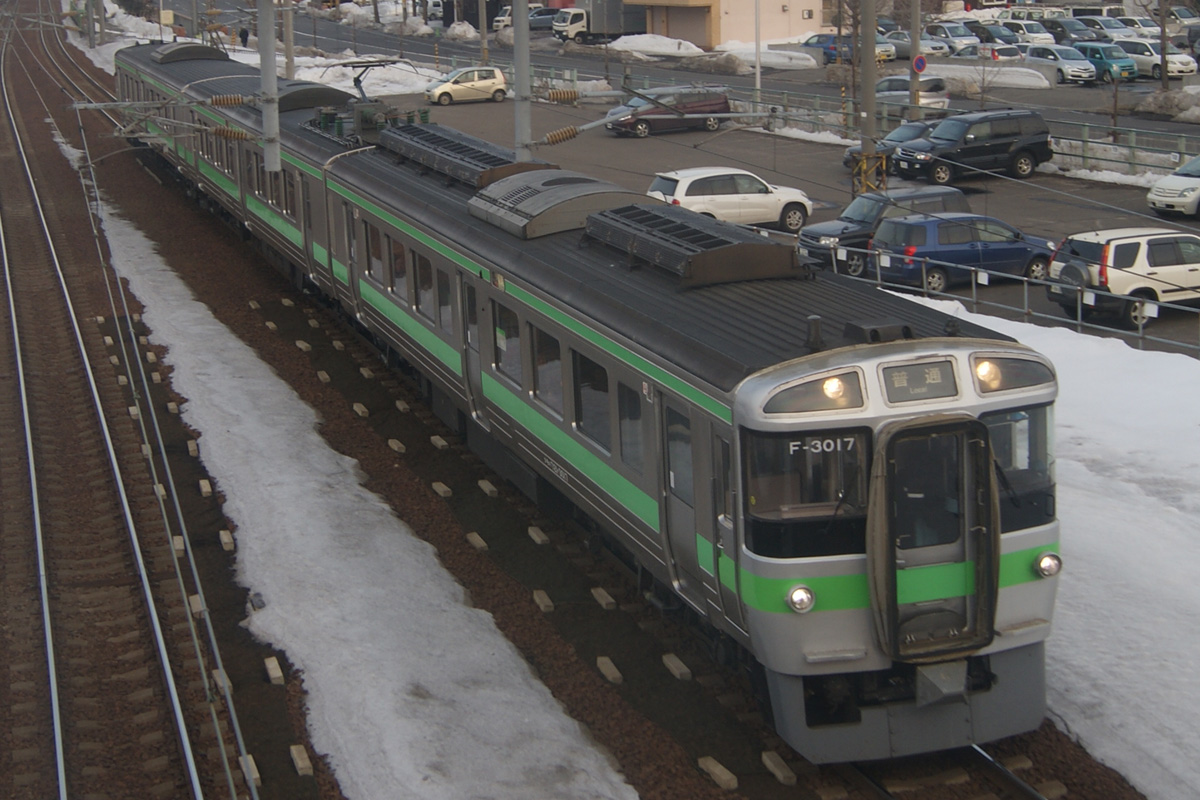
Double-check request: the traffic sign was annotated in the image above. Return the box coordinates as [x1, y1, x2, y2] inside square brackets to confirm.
[913, 55, 927, 73]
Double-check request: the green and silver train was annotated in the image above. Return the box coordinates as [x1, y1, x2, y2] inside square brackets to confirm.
[115, 41, 1062, 762]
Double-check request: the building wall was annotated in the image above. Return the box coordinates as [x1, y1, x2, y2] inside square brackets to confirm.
[631, 0, 829, 51]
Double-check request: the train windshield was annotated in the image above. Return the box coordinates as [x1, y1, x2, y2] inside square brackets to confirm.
[982, 404, 1056, 532]
[742, 428, 871, 558]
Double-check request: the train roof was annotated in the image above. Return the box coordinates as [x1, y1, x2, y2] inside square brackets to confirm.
[116, 41, 353, 112]
[115, 43, 1014, 396]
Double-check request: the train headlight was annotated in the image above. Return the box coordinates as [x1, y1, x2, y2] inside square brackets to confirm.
[1035, 551, 1062, 578]
[971, 355, 1055, 394]
[975, 359, 1002, 391]
[764, 371, 863, 413]
[822, 376, 845, 400]
[786, 585, 816, 614]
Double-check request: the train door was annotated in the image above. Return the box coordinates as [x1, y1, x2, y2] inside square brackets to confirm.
[870, 417, 998, 663]
[661, 397, 706, 610]
[460, 280, 489, 430]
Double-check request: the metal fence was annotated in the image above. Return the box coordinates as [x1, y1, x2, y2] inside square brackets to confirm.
[812, 242, 1200, 355]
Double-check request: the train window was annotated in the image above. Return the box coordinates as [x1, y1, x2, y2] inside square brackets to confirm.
[365, 222, 383, 279]
[436, 270, 453, 333]
[414, 254, 434, 320]
[390, 237, 407, 297]
[666, 406, 694, 506]
[715, 437, 732, 523]
[493, 301, 522, 384]
[891, 433, 962, 550]
[618, 383, 643, 473]
[742, 427, 870, 558]
[284, 171, 296, 217]
[344, 204, 356, 266]
[532, 327, 563, 415]
[982, 404, 1055, 532]
[573, 352, 610, 452]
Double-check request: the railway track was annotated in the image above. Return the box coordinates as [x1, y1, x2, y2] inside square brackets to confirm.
[0, 6, 258, 799]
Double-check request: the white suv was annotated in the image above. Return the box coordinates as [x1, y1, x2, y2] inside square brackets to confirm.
[1046, 227, 1200, 327]
[646, 167, 813, 233]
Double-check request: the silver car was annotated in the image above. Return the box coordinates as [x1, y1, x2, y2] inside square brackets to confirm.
[925, 22, 981, 53]
[1023, 43, 1098, 83]
[883, 30, 951, 58]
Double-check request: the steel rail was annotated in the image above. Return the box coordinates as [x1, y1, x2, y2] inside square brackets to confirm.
[0, 18, 205, 800]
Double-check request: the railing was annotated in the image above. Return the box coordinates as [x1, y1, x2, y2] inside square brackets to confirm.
[810, 242, 1200, 354]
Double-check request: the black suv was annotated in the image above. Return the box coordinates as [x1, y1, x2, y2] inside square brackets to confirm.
[894, 109, 1054, 186]
[798, 186, 970, 275]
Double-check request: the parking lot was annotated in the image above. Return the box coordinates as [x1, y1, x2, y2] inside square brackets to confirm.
[392, 91, 1199, 348]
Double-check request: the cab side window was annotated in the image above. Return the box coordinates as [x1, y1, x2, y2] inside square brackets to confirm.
[1177, 237, 1200, 264]
[967, 121, 992, 141]
[939, 221, 975, 245]
[1147, 238, 1180, 267]
[992, 119, 1021, 139]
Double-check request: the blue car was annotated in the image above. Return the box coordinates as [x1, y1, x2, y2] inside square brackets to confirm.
[868, 213, 1056, 293]
[797, 33, 854, 64]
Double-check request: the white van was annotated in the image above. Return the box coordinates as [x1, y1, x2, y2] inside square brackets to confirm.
[428, 0, 442, 20]
[492, 3, 543, 30]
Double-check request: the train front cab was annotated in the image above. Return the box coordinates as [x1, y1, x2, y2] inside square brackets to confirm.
[731, 343, 1061, 763]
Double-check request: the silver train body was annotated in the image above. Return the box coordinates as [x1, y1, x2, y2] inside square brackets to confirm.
[114, 42, 1062, 762]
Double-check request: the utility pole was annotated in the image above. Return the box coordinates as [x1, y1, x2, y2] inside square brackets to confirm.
[258, 0, 280, 172]
[479, 0, 489, 64]
[909, 0, 921, 116]
[514, 0, 531, 161]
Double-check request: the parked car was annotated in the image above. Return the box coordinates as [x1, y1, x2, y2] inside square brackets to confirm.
[428, 0, 442, 20]
[1046, 227, 1200, 327]
[875, 33, 898, 61]
[1117, 17, 1163, 38]
[951, 43, 1023, 61]
[996, 6, 1067, 21]
[1023, 44, 1098, 83]
[965, 22, 1022, 45]
[425, 66, 507, 105]
[925, 22, 981, 53]
[894, 108, 1054, 186]
[492, 3, 543, 31]
[1075, 41, 1139, 81]
[876, 15, 901, 33]
[799, 186, 970, 275]
[1114, 38, 1198, 79]
[1042, 17, 1104, 45]
[797, 33, 854, 64]
[604, 86, 731, 137]
[528, 7, 559, 30]
[883, 30, 951, 58]
[1147, 154, 1200, 216]
[1000, 20, 1056, 44]
[869, 213, 1055, 293]
[843, 120, 937, 168]
[1075, 15, 1138, 40]
[645, 167, 814, 232]
[874, 75, 951, 112]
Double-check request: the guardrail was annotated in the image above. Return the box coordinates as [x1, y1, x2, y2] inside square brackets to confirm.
[809, 242, 1200, 354]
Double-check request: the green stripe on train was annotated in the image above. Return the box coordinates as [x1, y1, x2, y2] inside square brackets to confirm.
[360, 283, 460, 373]
[483, 373, 660, 531]
[733, 542, 1058, 614]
